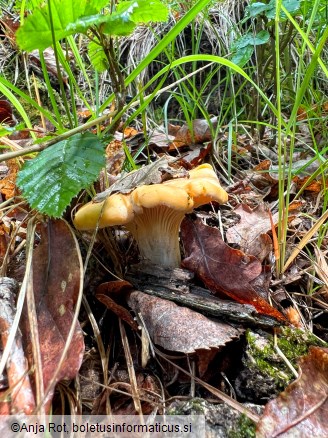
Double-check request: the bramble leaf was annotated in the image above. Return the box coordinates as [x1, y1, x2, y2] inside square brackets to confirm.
[16, 0, 108, 51]
[16, 0, 168, 52]
[17, 133, 105, 217]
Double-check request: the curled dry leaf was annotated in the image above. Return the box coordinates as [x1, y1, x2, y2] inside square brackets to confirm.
[176, 143, 212, 170]
[0, 100, 16, 126]
[96, 280, 139, 331]
[257, 347, 328, 438]
[169, 117, 218, 149]
[0, 159, 19, 200]
[127, 291, 242, 354]
[181, 217, 286, 322]
[95, 156, 184, 201]
[148, 129, 175, 149]
[20, 219, 84, 412]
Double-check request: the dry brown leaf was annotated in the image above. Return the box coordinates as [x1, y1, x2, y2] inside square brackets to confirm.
[181, 217, 286, 322]
[0, 15, 20, 47]
[96, 280, 139, 331]
[20, 219, 84, 412]
[0, 278, 35, 414]
[127, 291, 242, 354]
[169, 117, 218, 149]
[226, 204, 278, 261]
[95, 157, 187, 201]
[257, 347, 328, 438]
[148, 130, 175, 149]
[105, 139, 125, 176]
[176, 143, 212, 169]
[293, 175, 322, 193]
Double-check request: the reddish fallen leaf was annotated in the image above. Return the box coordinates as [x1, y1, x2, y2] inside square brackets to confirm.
[285, 306, 303, 328]
[297, 101, 328, 121]
[0, 172, 18, 200]
[0, 225, 9, 260]
[176, 143, 212, 169]
[226, 204, 278, 261]
[167, 122, 181, 136]
[96, 280, 139, 331]
[293, 175, 322, 193]
[127, 291, 242, 354]
[181, 217, 286, 322]
[0, 100, 16, 126]
[257, 347, 328, 437]
[20, 219, 84, 413]
[0, 278, 35, 414]
[0, 15, 20, 49]
[123, 127, 139, 138]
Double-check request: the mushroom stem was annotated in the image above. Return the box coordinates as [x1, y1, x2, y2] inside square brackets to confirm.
[125, 206, 185, 268]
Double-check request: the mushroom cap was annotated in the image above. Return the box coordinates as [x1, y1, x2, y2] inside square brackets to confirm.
[73, 193, 133, 230]
[164, 163, 228, 207]
[131, 185, 194, 211]
[73, 163, 228, 230]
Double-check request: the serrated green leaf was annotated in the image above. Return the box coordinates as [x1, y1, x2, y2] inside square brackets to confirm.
[16, 0, 108, 51]
[66, 14, 109, 34]
[17, 133, 105, 217]
[16, 0, 168, 52]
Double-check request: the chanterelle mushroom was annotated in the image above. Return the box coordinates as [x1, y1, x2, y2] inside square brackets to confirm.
[74, 163, 228, 267]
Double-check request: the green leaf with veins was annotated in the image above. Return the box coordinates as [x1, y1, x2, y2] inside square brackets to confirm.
[116, 0, 169, 23]
[16, 0, 168, 52]
[231, 31, 270, 66]
[17, 133, 105, 217]
[16, 0, 108, 51]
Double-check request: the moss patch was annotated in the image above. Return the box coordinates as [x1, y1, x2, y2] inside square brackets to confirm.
[245, 327, 327, 390]
[228, 414, 256, 438]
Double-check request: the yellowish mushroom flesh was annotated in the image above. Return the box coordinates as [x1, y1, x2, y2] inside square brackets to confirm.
[73, 164, 228, 267]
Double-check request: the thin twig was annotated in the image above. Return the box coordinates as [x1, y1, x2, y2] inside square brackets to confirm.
[0, 111, 117, 163]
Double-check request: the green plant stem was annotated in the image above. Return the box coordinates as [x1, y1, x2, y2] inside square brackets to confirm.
[275, 0, 285, 274]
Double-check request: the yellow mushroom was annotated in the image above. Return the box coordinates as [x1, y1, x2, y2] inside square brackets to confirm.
[74, 163, 228, 267]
